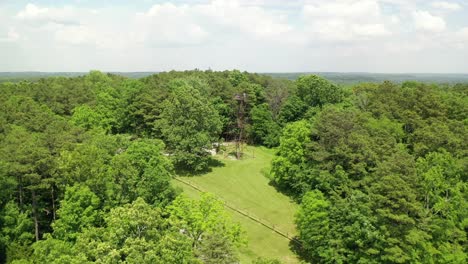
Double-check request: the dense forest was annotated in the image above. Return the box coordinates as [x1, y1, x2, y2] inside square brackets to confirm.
[0, 70, 467, 263]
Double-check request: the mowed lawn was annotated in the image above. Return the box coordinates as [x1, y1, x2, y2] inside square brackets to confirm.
[172, 145, 299, 263]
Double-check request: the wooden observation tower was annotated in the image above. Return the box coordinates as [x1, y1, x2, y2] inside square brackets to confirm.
[234, 93, 247, 159]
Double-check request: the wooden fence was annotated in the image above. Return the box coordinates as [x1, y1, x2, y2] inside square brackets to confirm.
[173, 177, 302, 246]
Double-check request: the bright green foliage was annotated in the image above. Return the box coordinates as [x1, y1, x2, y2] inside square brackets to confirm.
[69, 198, 198, 264]
[296, 75, 344, 108]
[270, 120, 311, 196]
[168, 193, 244, 250]
[31, 195, 240, 264]
[52, 184, 100, 242]
[104, 198, 164, 245]
[416, 151, 468, 262]
[56, 131, 122, 204]
[166, 193, 245, 263]
[295, 190, 330, 261]
[228, 70, 249, 87]
[70, 105, 102, 130]
[94, 89, 126, 133]
[109, 138, 175, 205]
[69, 71, 136, 133]
[57, 132, 176, 207]
[28, 236, 79, 264]
[0, 202, 34, 263]
[158, 79, 222, 172]
[417, 150, 465, 215]
[151, 233, 200, 264]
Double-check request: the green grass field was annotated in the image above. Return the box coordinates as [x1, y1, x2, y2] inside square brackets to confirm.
[172, 145, 299, 263]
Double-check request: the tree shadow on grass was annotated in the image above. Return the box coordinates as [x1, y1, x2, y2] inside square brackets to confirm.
[175, 156, 225, 176]
[289, 236, 312, 263]
[267, 180, 302, 203]
[207, 157, 225, 168]
[261, 166, 302, 203]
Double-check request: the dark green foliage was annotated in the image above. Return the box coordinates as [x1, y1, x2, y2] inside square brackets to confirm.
[157, 79, 222, 172]
[196, 233, 239, 264]
[118, 139, 175, 205]
[264, 78, 292, 119]
[272, 80, 467, 263]
[278, 95, 308, 123]
[250, 103, 281, 147]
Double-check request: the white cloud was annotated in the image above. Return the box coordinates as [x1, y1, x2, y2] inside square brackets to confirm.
[198, 0, 292, 38]
[133, 1, 292, 47]
[0, 28, 20, 42]
[456, 27, 468, 39]
[389, 15, 401, 25]
[1, 1, 468, 72]
[301, 0, 391, 42]
[431, 1, 462, 11]
[352, 23, 390, 37]
[303, 0, 381, 20]
[134, 3, 210, 47]
[16, 3, 86, 25]
[54, 25, 96, 45]
[451, 27, 468, 49]
[412, 10, 446, 32]
[14, 3, 123, 49]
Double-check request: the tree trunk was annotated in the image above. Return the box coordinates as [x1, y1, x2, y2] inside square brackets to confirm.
[18, 176, 23, 207]
[32, 190, 40, 242]
[51, 186, 56, 220]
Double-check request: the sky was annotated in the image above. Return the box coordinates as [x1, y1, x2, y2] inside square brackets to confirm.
[0, 0, 467, 73]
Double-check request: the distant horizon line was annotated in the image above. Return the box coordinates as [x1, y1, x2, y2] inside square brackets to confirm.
[1, 71, 468, 75]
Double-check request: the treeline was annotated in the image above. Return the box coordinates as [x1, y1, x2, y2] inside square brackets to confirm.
[270, 80, 468, 262]
[0, 70, 467, 263]
[267, 72, 468, 84]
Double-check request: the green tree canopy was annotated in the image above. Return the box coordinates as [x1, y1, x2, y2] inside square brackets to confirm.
[296, 75, 344, 108]
[157, 79, 222, 172]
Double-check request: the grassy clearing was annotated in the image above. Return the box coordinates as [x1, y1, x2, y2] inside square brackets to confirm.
[172, 145, 299, 263]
